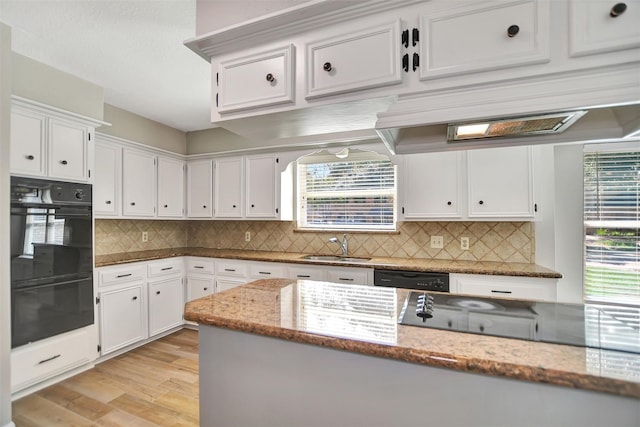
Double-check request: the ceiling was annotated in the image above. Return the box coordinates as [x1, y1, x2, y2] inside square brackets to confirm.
[1, 0, 213, 132]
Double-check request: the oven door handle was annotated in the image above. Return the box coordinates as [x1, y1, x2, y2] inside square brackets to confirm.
[13, 277, 91, 292]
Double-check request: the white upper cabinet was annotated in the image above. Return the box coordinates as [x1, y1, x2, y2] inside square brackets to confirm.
[10, 108, 46, 177]
[187, 160, 213, 218]
[122, 149, 157, 217]
[245, 154, 279, 218]
[419, 0, 550, 80]
[467, 146, 533, 218]
[305, 20, 402, 99]
[402, 151, 463, 219]
[157, 156, 185, 218]
[215, 157, 244, 218]
[569, 0, 640, 57]
[217, 45, 295, 113]
[47, 118, 89, 181]
[94, 140, 121, 216]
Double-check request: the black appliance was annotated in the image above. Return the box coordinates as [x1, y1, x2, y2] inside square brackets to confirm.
[374, 269, 449, 292]
[399, 291, 640, 354]
[10, 177, 94, 348]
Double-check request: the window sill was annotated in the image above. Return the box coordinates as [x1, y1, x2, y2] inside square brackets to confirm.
[293, 228, 400, 235]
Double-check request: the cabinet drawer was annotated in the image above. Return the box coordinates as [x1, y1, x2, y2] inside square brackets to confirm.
[306, 20, 402, 99]
[249, 262, 287, 280]
[99, 264, 146, 287]
[216, 259, 248, 277]
[326, 268, 372, 286]
[186, 257, 215, 275]
[148, 258, 184, 277]
[11, 327, 92, 391]
[218, 45, 295, 113]
[451, 274, 557, 302]
[419, 0, 549, 79]
[288, 265, 327, 281]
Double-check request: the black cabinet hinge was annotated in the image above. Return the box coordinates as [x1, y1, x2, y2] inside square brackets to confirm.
[95, 296, 100, 304]
[412, 28, 419, 46]
[413, 53, 419, 71]
[401, 29, 409, 48]
[402, 54, 409, 72]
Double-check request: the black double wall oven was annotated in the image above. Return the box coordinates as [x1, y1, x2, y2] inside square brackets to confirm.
[10, 177, 94, 348]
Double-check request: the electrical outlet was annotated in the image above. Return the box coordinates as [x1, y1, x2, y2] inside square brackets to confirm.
[461, 236, 470, 250]
[142, 231, 148, 242]
[245, 231, 251, 242]
[430, 235, 444, 249]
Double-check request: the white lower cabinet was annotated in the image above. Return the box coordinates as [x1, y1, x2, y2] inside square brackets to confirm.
[217, 277, 249, 293]
[11, 326, 95, 393]
[326, 267, 373, 285]
[99, 283, 147, 355]
[187, 275, 215, 301]
[148, 277, 184, 336]
[287, 264, 327, 281]
[450, 273, 557, 302]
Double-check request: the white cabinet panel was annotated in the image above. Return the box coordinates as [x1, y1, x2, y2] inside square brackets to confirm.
[99, 284, 147, 355]
[305, 20, 402, 99]
[249, 262, 287, 280]
[326, 267, 372, 286]
[147, 258, 184, 278]
[157, 156, 185, 218]
[187, 276, 215, 302]
[98, 264, 146, 288]
[467, 146, 533, 218]
[148, 277, 184, 336]
[287, 265, 327, 281]
[10, 108, 46, 176]
[246, 154, 279, 218]
[216, 259, 248, 278]
[569, 0, 640, 57]
[122, 149, 157, 217]
[94, 141, 121, 216]
[216, 278, 248, 293]
[215, 157, 243, 218]
[187, 160, 213, 218]
[48, 118, 88, 181]
[218, 45, 295, 113]
[451, 273, 557, 302]
[419, 0, 550, 79]
[186, 257, 215, 275]
[402, 151, 463, 219]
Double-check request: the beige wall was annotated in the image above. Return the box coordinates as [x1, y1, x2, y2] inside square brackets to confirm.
[12, 53, 104, 120]
[102, 104, 187, 155]
[186, 127, 254, 155]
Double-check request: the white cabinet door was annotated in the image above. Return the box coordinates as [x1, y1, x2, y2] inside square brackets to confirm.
[157, 156, 185, 218]
[216, 278, 247, 293]
[94, 141, 121, 216]
[10, 108, 47, 177]
[187, 275, 215, 302]
[187, 160, 213, 218]
[419, 0, 549, 79]
[48, 118, 89, 181]
[215, 157, 243, 218]
[246, 154, 279, 218]
[305, 20, 402, 99]
[218, 44, 295, 113]
[467, 146, 533, 218]
[148, 277, 184, 336]
[99, 284, 146, 355]
[122, 149, 157, 217]
[569, 0, 640, 57]
[402, 151, 463, 219]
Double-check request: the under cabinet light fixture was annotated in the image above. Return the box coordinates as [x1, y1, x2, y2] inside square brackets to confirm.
[447, 111, 588, 142]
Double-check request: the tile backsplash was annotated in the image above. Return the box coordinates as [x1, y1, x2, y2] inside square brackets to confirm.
[96, 220, 534, 263]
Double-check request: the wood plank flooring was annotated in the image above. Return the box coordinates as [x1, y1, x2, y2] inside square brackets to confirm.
[12, 329, 199, 427]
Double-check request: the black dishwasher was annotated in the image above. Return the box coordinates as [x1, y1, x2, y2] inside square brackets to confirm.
[373, 269, 449, 292]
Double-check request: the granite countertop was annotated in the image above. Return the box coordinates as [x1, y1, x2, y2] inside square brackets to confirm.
[95, 247, 562, 278]
[184, 278, 640, 399]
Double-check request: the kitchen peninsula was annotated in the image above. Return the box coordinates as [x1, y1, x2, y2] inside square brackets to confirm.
[185, 279, 640, 427]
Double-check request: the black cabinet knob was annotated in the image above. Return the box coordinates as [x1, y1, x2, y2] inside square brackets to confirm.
[447, 201, 452, 206]
[610, 2, 627, 16]
[203, 205, 207, 208]
[323, 62, 332, 72]
[26, 155, 34, 160]
[479, 200, 484, 205]
[204, 287, 208, 291]
[266, 73, 275, 82]
[251, 204, 255, 208]
[507, 25, 519, 37]
[132, 296, 138, 301]
[232, 204, 236, 208]
[156, 291, 161, 295]
[164, 204, 168, 208]
[130, 202, 136, 206]
[60, 160, 68, 165]
[106, 200, 112, 205]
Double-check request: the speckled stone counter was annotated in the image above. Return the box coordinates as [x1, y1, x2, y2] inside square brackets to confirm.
[185, 278, 640, 398]
[95, 247, 562, 278]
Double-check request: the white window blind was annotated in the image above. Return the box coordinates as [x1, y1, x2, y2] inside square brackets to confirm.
[584, 146, 640, 304]
[297, 152, 396, 230]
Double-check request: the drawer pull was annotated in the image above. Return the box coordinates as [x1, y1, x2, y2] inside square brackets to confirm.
[194, 266, 204, 269]
[323, 62, 332, 72]
[259, 271, 271, 275]
[38, 354, 61, 365]
[297, 275, 311, 278]
[491, 290, 512, 294]
[610, 2, 627, 17]
[116, 273, 132, 278]
[339, 277, 354, 281]
[224, 268, 236, 272]
[161, 267, 173, 271]
[26, 155, 35, 160]
[266, 73, 275, 83]
[507, 25, 519, 38]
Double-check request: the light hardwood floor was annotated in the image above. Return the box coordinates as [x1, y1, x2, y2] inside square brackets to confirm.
[12, 329, 199, 427]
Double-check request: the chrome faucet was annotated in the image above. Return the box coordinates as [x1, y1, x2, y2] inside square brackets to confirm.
[329, 234, 348, 256]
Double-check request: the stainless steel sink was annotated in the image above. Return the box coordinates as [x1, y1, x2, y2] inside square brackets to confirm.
[302, 255, 371, 263]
